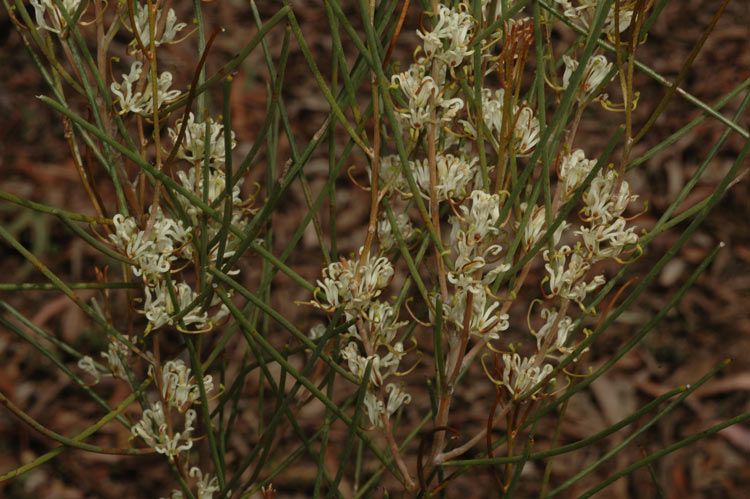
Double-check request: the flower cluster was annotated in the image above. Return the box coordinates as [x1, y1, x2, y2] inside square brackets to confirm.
[77, 334, 136, 383]
[156, 359, 215, 412]
[131, 401, 196, 461]
[132, 359, 215, 464]
[111, 61, 182, 116]
[328, 0, 640, 413]
[106, 9, 251, 335]
[128, 3, 187, 50]
[312, 249, 411, 427]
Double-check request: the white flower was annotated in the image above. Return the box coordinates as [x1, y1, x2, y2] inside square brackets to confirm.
[341, 342, 369, 382]
[479, 0, 520, 20]
[155, 359, 214, 411]
[110, 208, 191, 280]
[559, 149, 597, 198]
[131, 402, 196, 460]
[501, 353, 554, 399]
[176, 166, 244, 222]
[141, 281, 210, 332]
[444, 285, 509, 340]
[111, 61, 182, 115]
[377, 155, 408, 193]
[340, 340, 404, 387]
[101, 335, 134, 380]
[459, 190, 501, 243]
[168, 113, 236, 165]
[582, 169, 638, 223]
[414, 154, 477, 202]
[189, 467, 220, 499]
[470, 89, 540, 156]
[308, 323, 327, 340]
[391, 63, 436, 129]
[385, 383, 411, 418]
[562, 54, 613, 101]
[377, 212, 416, 252]
[577, 216, 639, 261]
[364, 390, 385, 427]
[31, 0, 82, 34]
[391, 63, 464, 130]
[130, 3, 187, 48]
[544, 246, 605, 303]
[314, 250, 394, 313]
[554, 0, 633, 36]
[417, 4, 475, 67]
[77, 355, 101, 384]
[532, 307, 576, 355]
[520, 203, 568, 250]
[362, 300, 407, 346]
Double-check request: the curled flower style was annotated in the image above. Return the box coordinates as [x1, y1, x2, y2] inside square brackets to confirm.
[363, 391, 386, 427]
[189, 467, 220, 499]
[562, 54, 614, 101]
[577, 217, 639, 261]
[111, 61, 182, 115]
[131, 402, 196, 461]
[31, 0, 82, 34]
[458, 190, 502, 243]
[444, 285, 509, 340]
[465, 89, 540, 156]
[385, 383, 412, 419]
[176, 166, 245, 224]
[77, 355, 101, 384]
[341, 340, 405, 387]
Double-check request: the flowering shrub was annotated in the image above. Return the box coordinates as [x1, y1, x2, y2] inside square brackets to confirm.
[1, 0, 748, 496]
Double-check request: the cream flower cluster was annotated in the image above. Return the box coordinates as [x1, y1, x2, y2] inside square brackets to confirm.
[331, 0, 640, 406]
[312, 249, 412, 427]
[106, 9, 249, 334]
[131, 402, 197, 461]
[111, 61, 182, 116]
[132, 359, 215, 465]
